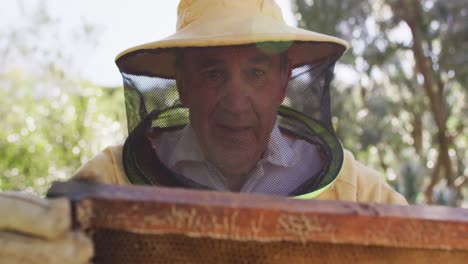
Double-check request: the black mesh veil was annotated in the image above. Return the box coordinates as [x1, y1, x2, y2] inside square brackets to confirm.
[117, 41, 344, 197]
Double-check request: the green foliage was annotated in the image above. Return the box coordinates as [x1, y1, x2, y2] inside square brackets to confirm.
[0, 71, 126, 194]
[0, 1, 126, 195]
[294, 0, 467, 206]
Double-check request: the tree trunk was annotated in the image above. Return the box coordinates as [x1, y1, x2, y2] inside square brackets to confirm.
[397, 0, 455, 203]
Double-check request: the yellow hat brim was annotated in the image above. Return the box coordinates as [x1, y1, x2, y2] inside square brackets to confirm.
[116, 9, 349, 78]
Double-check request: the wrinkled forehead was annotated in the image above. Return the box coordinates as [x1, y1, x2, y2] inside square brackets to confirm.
[178, 45, 284, 68]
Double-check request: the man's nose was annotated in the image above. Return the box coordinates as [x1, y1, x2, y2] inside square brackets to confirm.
[219, 74, 251, 113]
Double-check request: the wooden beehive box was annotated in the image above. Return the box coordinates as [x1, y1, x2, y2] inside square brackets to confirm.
[48, 181, 468, 264]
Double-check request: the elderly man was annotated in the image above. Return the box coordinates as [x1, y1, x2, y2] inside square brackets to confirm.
[72, 0, 405, 203]
[0, 0, 406, 263]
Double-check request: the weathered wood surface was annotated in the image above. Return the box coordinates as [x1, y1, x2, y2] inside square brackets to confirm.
[48, 181, 468, 251]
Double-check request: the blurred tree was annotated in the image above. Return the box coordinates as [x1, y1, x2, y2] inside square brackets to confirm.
[0, 1, 126, 194]
[390, 0, 467, 205]
[293, 0, 467, 206]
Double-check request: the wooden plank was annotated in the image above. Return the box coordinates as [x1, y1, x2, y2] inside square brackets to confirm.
[48, 180, 468, 251]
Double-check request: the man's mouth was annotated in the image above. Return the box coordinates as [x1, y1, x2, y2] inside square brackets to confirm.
[218, 124, 250, 131]
[215, 123, 253, 138]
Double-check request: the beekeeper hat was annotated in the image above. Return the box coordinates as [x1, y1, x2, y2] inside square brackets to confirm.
[115, 0, 349, 78]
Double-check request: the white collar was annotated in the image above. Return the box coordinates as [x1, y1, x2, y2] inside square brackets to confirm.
[263, 124, 298, 167]
[167, 124, 206, 168]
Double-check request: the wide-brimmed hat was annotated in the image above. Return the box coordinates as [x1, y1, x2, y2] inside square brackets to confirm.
[115, 0, 349, 78]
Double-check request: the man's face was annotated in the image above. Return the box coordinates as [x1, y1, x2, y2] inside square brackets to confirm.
[176, 46, 289, 178]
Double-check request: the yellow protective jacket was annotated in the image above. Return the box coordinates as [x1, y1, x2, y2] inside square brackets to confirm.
[71, 145, 407, 205]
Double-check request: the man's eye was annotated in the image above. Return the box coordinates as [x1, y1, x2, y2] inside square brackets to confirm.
[204, 70, 222, 81]
[249, 68, 265, 79]
[208, 70, 219, 79]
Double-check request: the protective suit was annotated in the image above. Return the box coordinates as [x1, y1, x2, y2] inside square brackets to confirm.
[105, 0, 406, 203]
[71, 144, 407, 204]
